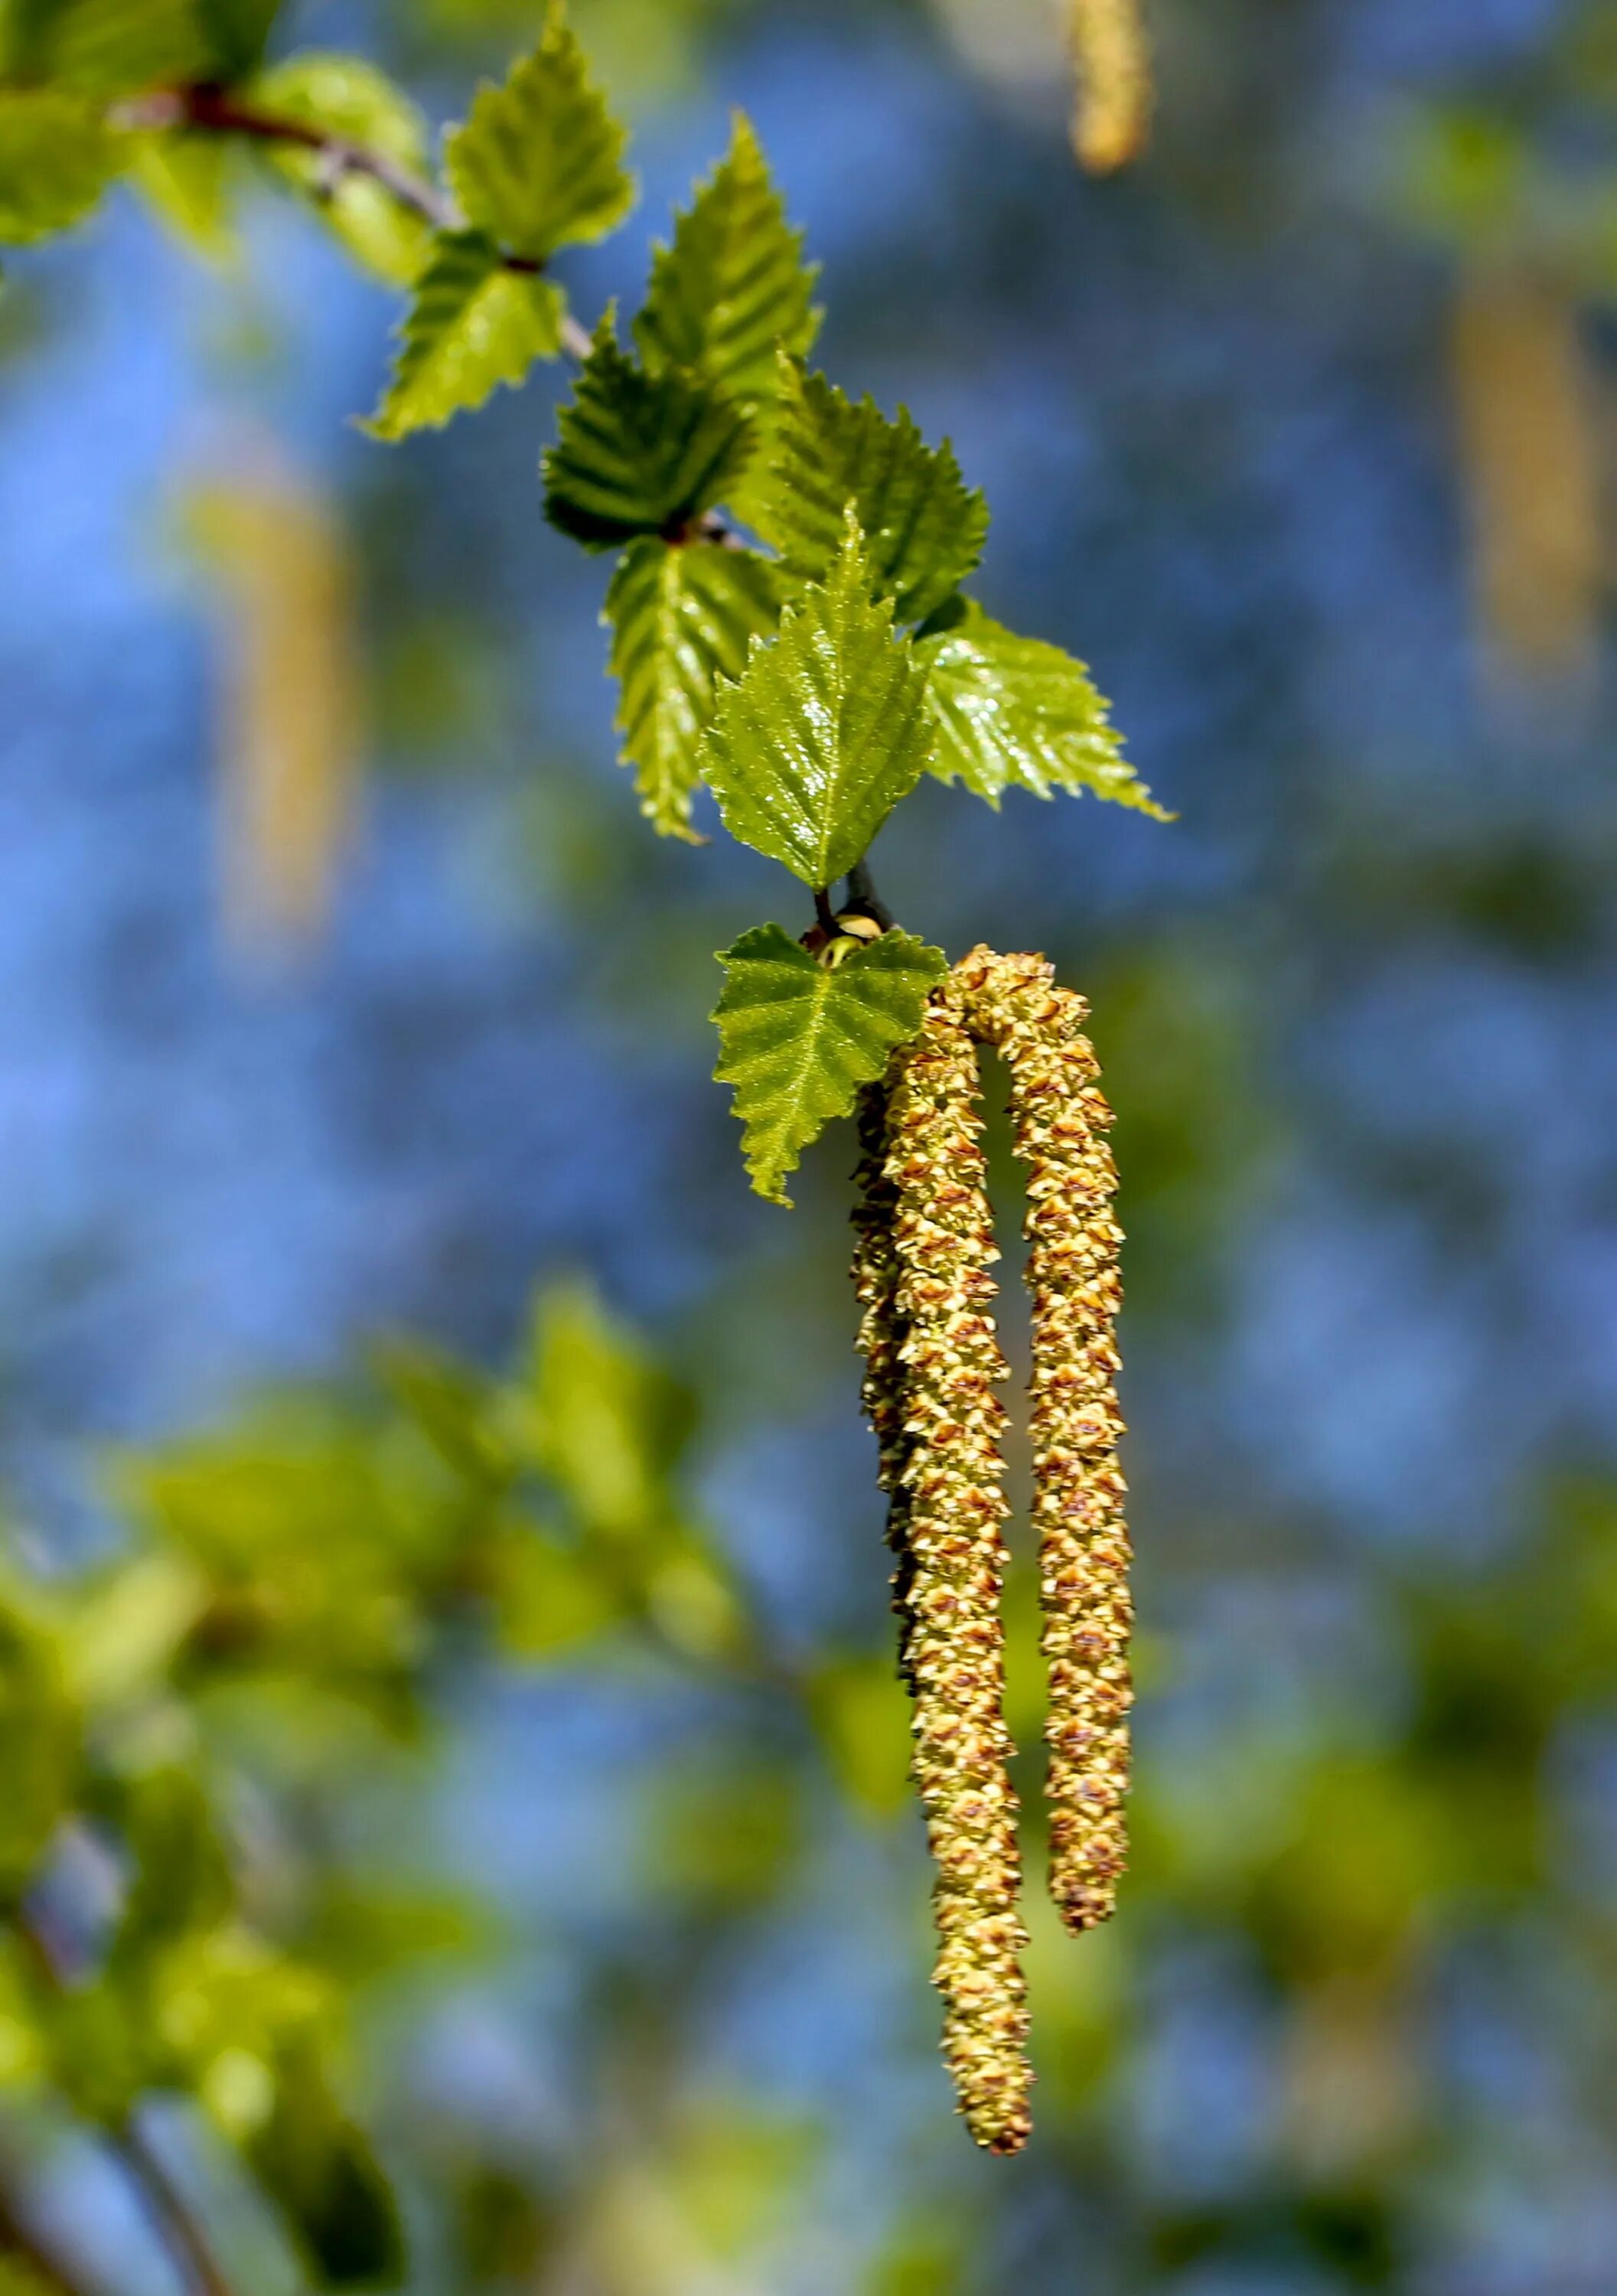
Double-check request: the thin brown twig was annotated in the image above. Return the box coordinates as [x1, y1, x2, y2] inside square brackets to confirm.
[114, 83, 595, 360]
[13, 1910, 236, 2296]
[110, 2122, 234, 2296]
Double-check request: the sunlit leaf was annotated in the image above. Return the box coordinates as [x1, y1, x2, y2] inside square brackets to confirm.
[253, 52, 433, 285]
[754, 355, 988, 624]
[0, 90, 122, 244]
[543, 318, 753, 550]
[917, 595, 1170, 815]
[699, 514, 931, 885]
[605, 536, 784, 840]
[521, 1284, 693, 1540]
[711, 924, 945, 1205]
[0, 1585, 79, 1892]
[366, 230, 565, 440]
[445, 2, 634, 263]
[634, 113, 820, 405]
[132, 133, 238, 263]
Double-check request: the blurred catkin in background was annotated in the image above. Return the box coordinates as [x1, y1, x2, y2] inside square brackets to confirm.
[183, 459, 366, 954]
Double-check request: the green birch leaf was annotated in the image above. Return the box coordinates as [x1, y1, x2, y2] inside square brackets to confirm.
[253, 53, 433, 285]
[245, 2056, 405, 2290]
[132, 134, 238, 263]
[699, 512, 931, 886]
[634, 113, 820, 405]
[8, 0, 204, 92]
[754, 356, 989, 623]
[445, 2, 634, 263]
[918, 596, 1172, 817]
[0, 1585, 80, 1896]
[0, 90, 122, 244]
[366, 231, 565, 441]
[712, 925, 946, 1206]
[605, 536, 784, 841]
[543, 318, 753, 550]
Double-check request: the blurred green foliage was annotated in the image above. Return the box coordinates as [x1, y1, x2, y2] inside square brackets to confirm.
[2, 1274, 1616, 2290]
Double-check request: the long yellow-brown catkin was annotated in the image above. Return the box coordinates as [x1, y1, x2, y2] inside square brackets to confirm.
[879, 991, 1032, 2154]
[955, 948, 1133, 1935]
[851, 1081, 918, 1688]
[1066, 0, 1153, 175]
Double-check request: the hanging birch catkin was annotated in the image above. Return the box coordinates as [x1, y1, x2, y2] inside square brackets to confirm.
[869, 984, 1033, 2157]
[854, 947, 1132, 2151]
[1066, 0, 1154, 176]
[956, 947, 1133, 1935]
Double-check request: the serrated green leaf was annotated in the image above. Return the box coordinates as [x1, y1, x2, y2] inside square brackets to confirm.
[253, 53, 432, 285]
[445, 1, 634, 264]
[918, 595, 1172, 817]
[366, 231, 564, 441]
[8, 0, 204, 92]
[606, 536, 784, 840]
[634, 113, 820, 406]
[699, 513, 931, 885]
[712, 925, 945, 1205]
[543, 318, 753, 550]
[755, 356, 988, 624]
[0, 90, 122, 245]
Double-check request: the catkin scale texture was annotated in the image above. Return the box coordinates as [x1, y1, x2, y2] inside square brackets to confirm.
[856, 994, 1033, 2155]
[853, 948, 1131, 2150]
[954, 948, 1133, 1936]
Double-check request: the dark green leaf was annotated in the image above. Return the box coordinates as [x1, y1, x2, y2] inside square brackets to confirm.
[712, 924, 946, 1205]
[605, 536, 784, 840]
[754, 356, 988, 623]
[245, 2046, 406, 2288]
[699, 512, 931, 885]
[445, 2, 634, 264]
[917, 595, 1172, 816]
[195, 0, 279, 80]
[634, 112, 820, 406]
[0, 90, 122, 245]
[543, 318, 753, 550]
[107, 1766, 233, 1962]
[5, 0, 204, 92]
[366, 230, 565, 440]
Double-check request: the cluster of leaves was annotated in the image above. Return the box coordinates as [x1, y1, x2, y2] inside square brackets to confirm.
[8, 1274, 1617, 2290]
[0, 1283, 773, 2293]
[0, 0, 1169, 1208]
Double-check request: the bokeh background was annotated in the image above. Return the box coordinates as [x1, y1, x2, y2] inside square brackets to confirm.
[5, 1, 1617, 2290]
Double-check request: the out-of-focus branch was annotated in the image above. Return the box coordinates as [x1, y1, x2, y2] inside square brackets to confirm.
[0, 2175, 90, 2296]
[13, 1910, 236, 2296]
[116, 83, 595, 360]
[109, 2123, 234, 2296]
